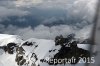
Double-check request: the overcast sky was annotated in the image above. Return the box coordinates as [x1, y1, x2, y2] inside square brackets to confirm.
[0, 0, 97, 40]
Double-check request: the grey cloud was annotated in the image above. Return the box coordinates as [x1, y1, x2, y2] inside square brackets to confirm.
[0, 6, 29, 18]
[0, 0, 96, 25]
[42, 17, 66, 26]
[0, 1, 29, 22]
[0, 24, 92, 40]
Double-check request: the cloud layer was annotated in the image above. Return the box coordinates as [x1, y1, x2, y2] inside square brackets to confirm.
[0, 24, 92, 40]
[0, 6, 28, 17]
[0, 0, 97, 40]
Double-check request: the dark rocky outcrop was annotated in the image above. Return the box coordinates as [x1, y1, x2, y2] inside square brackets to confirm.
[1, 43, 18, 54]
[23, 41, 35, 46]
[15, 42, 38, 66]
[47, 34, 90, 65]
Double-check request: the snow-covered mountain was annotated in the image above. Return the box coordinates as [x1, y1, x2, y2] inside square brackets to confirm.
[0, 34, 22, 66]
[0, 34, 23, 46]
[0, 34, 91, 66]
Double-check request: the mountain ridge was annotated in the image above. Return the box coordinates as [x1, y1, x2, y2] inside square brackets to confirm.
[0, 34, 91, 66]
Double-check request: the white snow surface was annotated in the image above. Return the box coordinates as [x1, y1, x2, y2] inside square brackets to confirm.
[0, 34, 23, 46]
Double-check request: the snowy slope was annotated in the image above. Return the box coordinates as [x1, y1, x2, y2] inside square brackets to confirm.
[21, 38, 55, 66]
[0, 34, 23, 46]
[0, 34, 23, 66]
[0, 34, 91, 66]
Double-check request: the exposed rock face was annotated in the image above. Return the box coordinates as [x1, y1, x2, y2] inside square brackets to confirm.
[50, 46, 90, 65]
[15, 47, 26, 65]
[15, 41, 38, 66]
[46, 35, 90, 65]
[7, 43, 18, 54]
[1, 43, 18, 54]
[23, 41, 35, 46]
